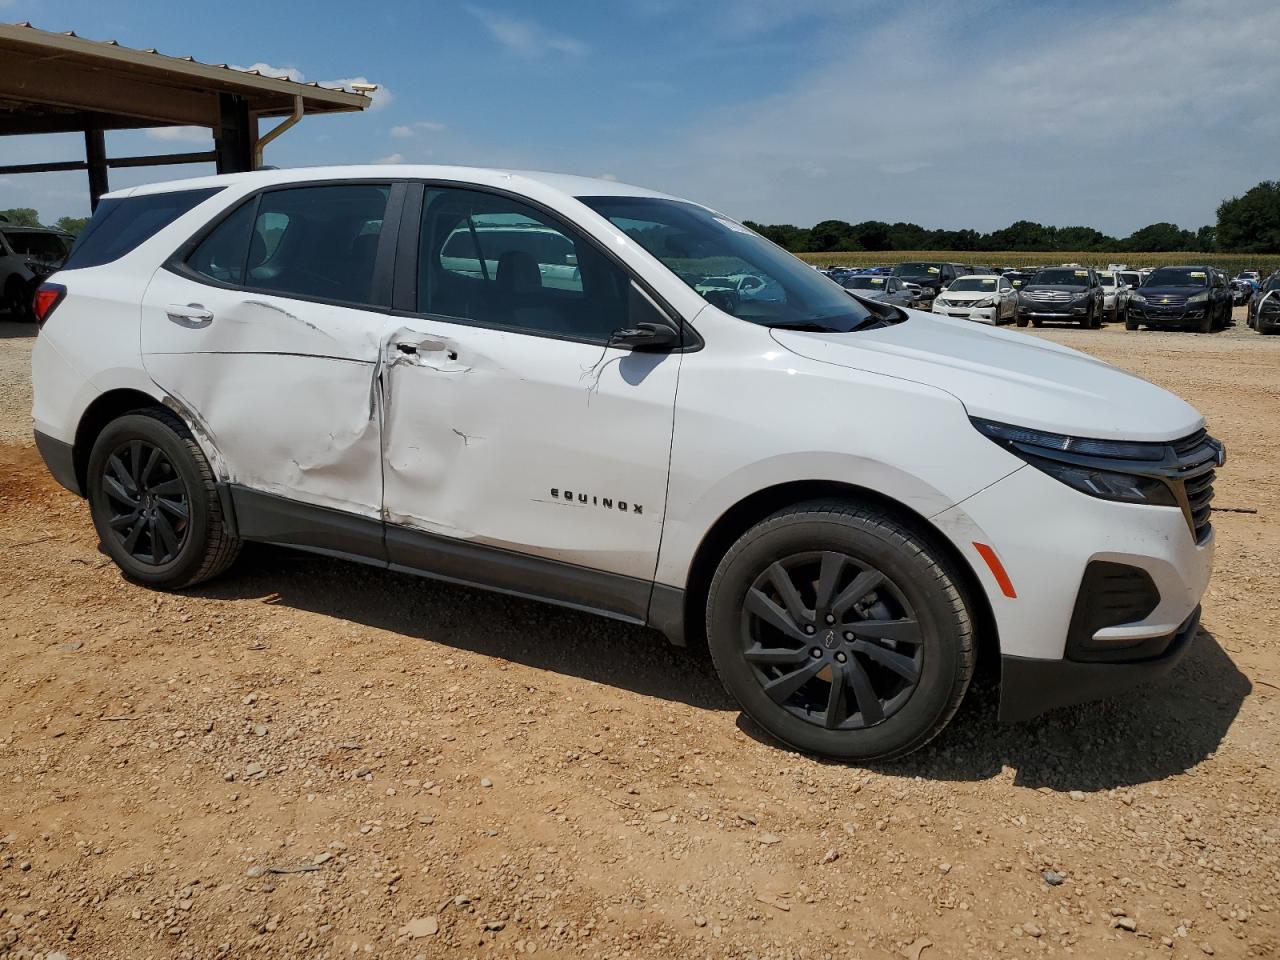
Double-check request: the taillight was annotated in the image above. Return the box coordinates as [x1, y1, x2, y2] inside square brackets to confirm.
[32, 282, 66, 329]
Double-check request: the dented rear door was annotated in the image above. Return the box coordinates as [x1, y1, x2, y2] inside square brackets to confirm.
[140, 182, 400, 521]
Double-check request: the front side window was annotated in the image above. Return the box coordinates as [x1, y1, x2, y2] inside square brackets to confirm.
[418, 188, 629, 342]
[184, 184, 390, 307]
[580, 195, 877, 332]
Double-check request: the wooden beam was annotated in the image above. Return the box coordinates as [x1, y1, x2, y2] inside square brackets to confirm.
[84, 124, 109, 210]
[0, 159, 88, 174]
[0, 112, 172, 136]
[0, 56, 220, 127]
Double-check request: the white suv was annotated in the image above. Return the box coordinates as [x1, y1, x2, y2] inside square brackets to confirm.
[31, 166, 1222, 761]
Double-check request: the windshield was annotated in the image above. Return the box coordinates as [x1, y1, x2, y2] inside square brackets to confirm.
[948, 277, 997, 292]
[1144, 267, 1208, 287]
[3, 230, 70, 259]
[841, 276, 886, 290]
[1031, 268, 1090, 286]
[578, 196, 878, 332]
[892, 261, 943, 278]
[1097, 274, 1116, 287]
[1120, 273, 1141, 286]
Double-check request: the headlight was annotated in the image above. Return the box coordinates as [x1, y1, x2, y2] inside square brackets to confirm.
[972, 297, 996, 307]
[1130, 293, 1145, 302]
[971, 418, 1178, 507]
[1188, 290, 1209, 302]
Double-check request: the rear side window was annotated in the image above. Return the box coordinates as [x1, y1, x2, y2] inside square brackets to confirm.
[184, 184, 390, 308]
[64, 188, 221, 270]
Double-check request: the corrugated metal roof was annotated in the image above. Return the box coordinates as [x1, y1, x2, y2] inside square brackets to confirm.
[0, 21, 371, 114]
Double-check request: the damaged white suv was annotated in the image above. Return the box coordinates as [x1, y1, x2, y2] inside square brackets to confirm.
[32, 167, 1222, 761]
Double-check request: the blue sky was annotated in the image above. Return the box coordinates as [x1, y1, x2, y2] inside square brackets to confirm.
[2, 0, 1278, 234]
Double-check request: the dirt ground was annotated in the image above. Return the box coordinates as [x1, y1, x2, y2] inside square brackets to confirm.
[1, 312, 1277, 960]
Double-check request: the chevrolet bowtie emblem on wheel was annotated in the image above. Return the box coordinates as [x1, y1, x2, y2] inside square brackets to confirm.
[822, 629, 838, 649]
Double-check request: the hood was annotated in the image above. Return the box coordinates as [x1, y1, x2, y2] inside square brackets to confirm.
[1021, 283, 1088, 294]
[771, 311, 1203, 442]
[894, 273, 943, 286]
[846, 288, 890, 301]
[939, 289, 995, 302]
[1135, 285, 1206, 298]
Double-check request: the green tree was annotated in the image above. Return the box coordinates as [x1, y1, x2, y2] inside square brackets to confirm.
[1122, 222, 1194, 252]
[849, 220, 893, 251]
[0, 207, 41, 227]
[808, 219, 859, 252]
[54, 215, 91, 236]
[1216, 181, 1280, 252]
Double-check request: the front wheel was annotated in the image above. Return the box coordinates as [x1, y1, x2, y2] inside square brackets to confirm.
[87, 408, 241, 589]
[1014, 310, 1028, 328]
[706, 501, 975, 762]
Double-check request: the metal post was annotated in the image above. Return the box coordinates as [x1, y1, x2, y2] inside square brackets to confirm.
[214, 93, 253, 173]
[84, 124, 108, 210]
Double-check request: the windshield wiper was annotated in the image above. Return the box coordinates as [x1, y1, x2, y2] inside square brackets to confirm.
[766, 320, 846, 332]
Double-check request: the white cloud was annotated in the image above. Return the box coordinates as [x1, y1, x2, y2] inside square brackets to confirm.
[230, 62, 306, 84]
[323, 76, 394, 111]
[228, 63, 392, 111]
[465, 6, 588, 57]
[655, 0, 1280, 234]
[391, 121, 445, 138]
[145, 126, 211, 144]
[373, 153, 404, 165]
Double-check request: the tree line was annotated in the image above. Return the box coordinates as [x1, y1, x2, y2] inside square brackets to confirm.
[5, 179, 1279, 253]
[0, 207, 91, 236]
[744, 180, 1280, 255]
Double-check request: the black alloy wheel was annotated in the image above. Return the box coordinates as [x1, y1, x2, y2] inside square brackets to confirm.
[741, 551, 922, 730]
[100, 438, 191, 565]
[87, 408, 241, 588]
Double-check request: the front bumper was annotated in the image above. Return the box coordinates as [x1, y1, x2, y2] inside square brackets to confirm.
[998, 607, 1199, 721]
[931, 462, 1214, 716]
[933, 304, 997, 323]
[1129, 303, 1206, 326]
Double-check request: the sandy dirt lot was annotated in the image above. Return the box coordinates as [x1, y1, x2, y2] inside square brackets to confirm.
[1, 314, 1277, 959]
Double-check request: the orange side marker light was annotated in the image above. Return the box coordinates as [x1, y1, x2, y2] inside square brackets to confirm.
[973, 542, 1017, 599]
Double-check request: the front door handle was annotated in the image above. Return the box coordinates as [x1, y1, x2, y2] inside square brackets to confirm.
[166, 303, 213, 326]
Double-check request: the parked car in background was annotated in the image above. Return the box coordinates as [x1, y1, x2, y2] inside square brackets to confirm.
[1230, 279, 1253, 306]
[932, 274, 1018, 324]
[1118, 270, 1143, 294]
[1247, 271, 1280, 334]
[890, 261, 963, 306]
[1095, 271, 1128, 323]
[1015, 266, 1104, 328]
[840, 273, 915, 307]
[1126, 266, 1231, 333]
[29, 164, 1224, 762]
[968, 264, 997, 276]
[1002, 270, 1036, 291]
[1, 221, 74, 320]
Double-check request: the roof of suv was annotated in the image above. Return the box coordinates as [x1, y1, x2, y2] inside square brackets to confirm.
[102, 165, 680, 204]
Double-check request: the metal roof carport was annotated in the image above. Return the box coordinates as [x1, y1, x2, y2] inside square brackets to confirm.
[0, 22, 371, 209]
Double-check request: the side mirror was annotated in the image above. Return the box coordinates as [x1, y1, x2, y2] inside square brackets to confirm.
[610, 321, 682, 351]
[610, 282, 683, 351]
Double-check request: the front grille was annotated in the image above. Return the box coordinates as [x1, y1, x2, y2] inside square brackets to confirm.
[1171, 429, 1218, 543]
[1145, 294, 1188, 307]
[1025, 290, 1073, 301]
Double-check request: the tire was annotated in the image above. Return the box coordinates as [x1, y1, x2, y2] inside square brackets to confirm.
[86, 407, 241, 589]
[1125, 314, 1139, 331]
[1086, 304, 1101, 329]
[1197, 312, 1213, 334]
[3, 276, 31, 321]
[1030, 316, 1043, 328]
[1015, 311, 1028, 328]
[705, 500, 975, 762]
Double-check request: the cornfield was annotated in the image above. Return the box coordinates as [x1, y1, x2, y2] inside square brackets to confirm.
[795, 250, 1280, 275]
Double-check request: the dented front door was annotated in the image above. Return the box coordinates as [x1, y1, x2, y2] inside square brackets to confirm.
[140, 268, 390, 519]
[380, 322, 680, 581]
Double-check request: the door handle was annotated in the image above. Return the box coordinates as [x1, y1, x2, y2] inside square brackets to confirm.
[166, 303, 213, 326]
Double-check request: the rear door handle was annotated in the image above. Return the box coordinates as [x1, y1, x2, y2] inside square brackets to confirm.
[166, 303, 213, 326]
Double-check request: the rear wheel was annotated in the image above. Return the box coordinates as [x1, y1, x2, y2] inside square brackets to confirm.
[706, 501, 975, 762]
[87, 408, 241, 589]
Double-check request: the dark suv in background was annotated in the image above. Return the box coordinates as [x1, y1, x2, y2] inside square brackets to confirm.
[1, 221, 73, 320]
[1127, 266, 1231, 333]
[890, 261, 964, 306]
[1247, 270, 1280, 335]
[1015, 266, 1104, 328]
